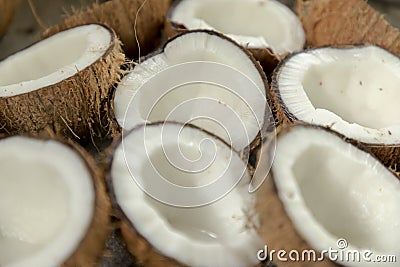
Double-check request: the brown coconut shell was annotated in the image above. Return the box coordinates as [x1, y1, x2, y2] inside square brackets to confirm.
[0, 24, 125, 144]
[296, 0, 400, 56]
[61, 139, 111, 267]
[110, 30, 271, 154]
[0, 0, 21, 39]
[255, 124, 400, 266]
[0, 134, 111, 266]
[271, 45, 400, 173]
[43, 0, 172, 59]
[105, 122, 271, 267]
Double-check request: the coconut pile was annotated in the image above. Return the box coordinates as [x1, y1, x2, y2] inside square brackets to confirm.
[0, 0, 399, 267]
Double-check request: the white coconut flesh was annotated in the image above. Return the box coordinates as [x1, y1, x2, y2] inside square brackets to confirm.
[0, 24, 112, 96]
[111, 123, 263, 267]
[0, 137, 95, 267]
[114, 31, 267, 151]
[272, 126, 400, 266]
[169, 0, 305, 53]
[276, 45, 400, 144]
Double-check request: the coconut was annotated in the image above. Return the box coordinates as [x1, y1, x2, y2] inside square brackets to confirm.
[258, 124, 400, 267]
[0, 0, 21, 39]
[0, 24, 125, 143]
[296, 0, 400, 56]
[107, 122, 270, 267]
[113, 30, 271, 153]
[271, 45, 400, 171]
[43, 0, 172, 59]
[0, 135, 110, 267]
[167, 0, 305, 73]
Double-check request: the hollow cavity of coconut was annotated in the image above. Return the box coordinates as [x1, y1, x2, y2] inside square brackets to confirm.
[0, 135, 110, 267]
[272, 45, 400, 171]
[107, 122, 272, 267]
[167, 0, 305, 73]
[113, 30, 271, 154]
[296, 0, 400, 56]
[43, 0, 171, 59]
[0, 0, 21, 39]
[257, 124, 400, 267]
[0, 24, 125, 143]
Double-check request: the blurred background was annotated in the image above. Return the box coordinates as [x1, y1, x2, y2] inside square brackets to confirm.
[0, 0, 399, 60]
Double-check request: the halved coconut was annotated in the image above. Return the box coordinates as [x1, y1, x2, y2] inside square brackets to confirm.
[272, 45, 400, 171]
[297, 0, 400, 56]
[114, 30, 270, 153]
[168, 0, 305, 72]
[0, 0, 21, 39]
[260, 124, 400, 267]
[107, 122, 267, 266]
[43, 0, 172, 58]
[0, 135, 110, 267]
[0, 24, 125, 143]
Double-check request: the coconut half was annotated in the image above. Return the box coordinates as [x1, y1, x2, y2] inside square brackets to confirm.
[272, 45, 400, 170]
[108, 122, 265, 267]
[114, 30, 270, 152]
[0, 0, 21, 39]
[0, 135, 110, 267]
[263, 124, 400, 267]
[297, 0, 400, 56]
[0, 24, 125, 142]
[43, 0, 172, 58]
[168, 0, 305, 72]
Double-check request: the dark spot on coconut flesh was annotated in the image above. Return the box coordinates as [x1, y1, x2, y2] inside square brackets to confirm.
[379, 88, 383, 91]
[319, 82, 323, 86]
[389, 130, 392, 135]
[359, 81, 362, 86]
[258, 1, 265, 6]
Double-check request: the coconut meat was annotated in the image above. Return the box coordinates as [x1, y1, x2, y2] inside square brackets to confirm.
[276, 45, 400, 144]
[0, 137, 94, 267]
[272, 126, 400, 266]
[111, 123, 262, 267]
[170, 0, 305, 53]
[115, 31, 266, 151]
[0, 24, 111, 96]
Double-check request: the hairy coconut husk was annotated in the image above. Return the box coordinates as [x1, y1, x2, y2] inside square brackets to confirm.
[255, 176, 338, 267]
[0, 25, 125, 144]
[61, 139, 111, 267]
[296, 0, 400, 56]
[43, 0, 172, 59]
[0, 0, 21, 39]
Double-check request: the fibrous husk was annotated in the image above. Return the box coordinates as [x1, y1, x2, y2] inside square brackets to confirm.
[296, 0, 400, 55]
[60, 139, 111, 266]
[0, 0, 21, 39]
[0, 25, 125, 144]
[43, 0, 172, 59]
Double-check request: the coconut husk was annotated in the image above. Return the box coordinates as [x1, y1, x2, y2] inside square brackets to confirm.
[255, 175, 338, 267]
[61, 139, 111, 267]
[0, 24, 125, 144]
[296, 0, 400, 55]
[43, 0, 172, 59]
[0, 0, 21, 39]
